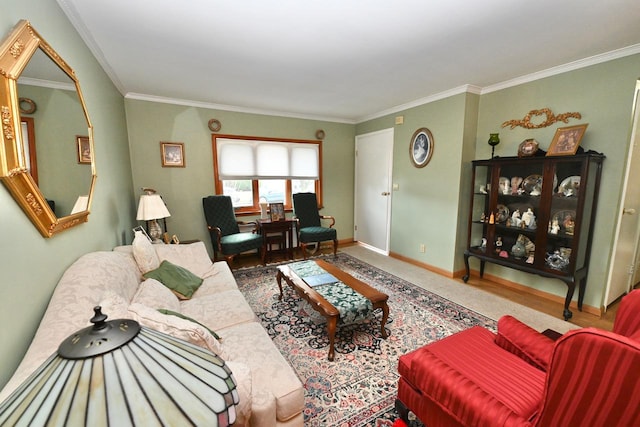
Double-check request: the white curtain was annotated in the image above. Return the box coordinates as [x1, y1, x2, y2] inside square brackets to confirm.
[217, 138, 319, 180]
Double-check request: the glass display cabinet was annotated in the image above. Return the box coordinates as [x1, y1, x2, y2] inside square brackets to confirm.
[463, 153, 605, 320]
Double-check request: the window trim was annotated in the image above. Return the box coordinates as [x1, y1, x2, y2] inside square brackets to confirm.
[212, 134, 323, 215]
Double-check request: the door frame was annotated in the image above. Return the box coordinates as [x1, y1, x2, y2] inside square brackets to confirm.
[354, 128, 394, 255]
[604, 79, 640, 309]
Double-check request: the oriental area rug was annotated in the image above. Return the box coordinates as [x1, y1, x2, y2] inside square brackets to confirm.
[233, 253, 496, 426]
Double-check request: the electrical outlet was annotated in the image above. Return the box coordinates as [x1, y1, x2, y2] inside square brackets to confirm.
[420, 244, 426, 253]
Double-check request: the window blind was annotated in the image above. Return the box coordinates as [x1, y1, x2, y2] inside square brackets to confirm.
[216, 138, 319, 180]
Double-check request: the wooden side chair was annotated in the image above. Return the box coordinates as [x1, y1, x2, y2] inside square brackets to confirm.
[202, 195, 264, 266]
[292, 192, 337, 259]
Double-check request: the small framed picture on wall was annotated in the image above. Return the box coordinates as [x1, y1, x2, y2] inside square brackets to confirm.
[161, 142, 185, 167]
[76, 136, 91, 164]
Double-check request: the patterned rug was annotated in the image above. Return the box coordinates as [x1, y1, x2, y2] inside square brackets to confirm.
[233, 253, 496, 426]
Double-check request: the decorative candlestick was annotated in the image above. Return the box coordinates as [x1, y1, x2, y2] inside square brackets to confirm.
[488, 133, 500, 158]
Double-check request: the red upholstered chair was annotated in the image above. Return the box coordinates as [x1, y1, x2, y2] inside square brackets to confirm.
[396, 289, 640, 427]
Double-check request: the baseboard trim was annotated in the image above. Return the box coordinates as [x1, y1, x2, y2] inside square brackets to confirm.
[388, 251, 455, 278]
[466, 269, 602, 317]
[386, 251, 601, 317]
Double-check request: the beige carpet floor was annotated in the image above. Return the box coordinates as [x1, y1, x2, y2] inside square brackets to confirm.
[340, 245, 578, 334]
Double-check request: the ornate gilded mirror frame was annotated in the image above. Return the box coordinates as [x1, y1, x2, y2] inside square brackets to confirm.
[0, 20, 96, 237]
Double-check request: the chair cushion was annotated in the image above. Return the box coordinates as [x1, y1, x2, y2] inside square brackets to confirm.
[220, 232, 263, 255]
[292, 192, 321, 228]
[299, 226, 336, 243]
[403, 326, 545, 425]
[202, 196, 241, 236]
[495, 315, 555, 371]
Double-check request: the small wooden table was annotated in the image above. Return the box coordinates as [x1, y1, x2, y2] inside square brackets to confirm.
[276, 259, 389, 361]
[258, 218, 296, 262]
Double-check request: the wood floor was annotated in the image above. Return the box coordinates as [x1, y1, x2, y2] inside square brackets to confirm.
[229, 244, 620, 331]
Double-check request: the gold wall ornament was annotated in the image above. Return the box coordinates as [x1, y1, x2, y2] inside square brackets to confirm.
[208, 118, 221, 132]
[501, 108, 582, 129]
[18, 97, 36, 114]
[0, 20, 95, 237]
[1, 105, 14, 140]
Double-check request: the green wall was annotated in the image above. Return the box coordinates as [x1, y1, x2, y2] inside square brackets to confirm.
[357, 54, 640, 310]
[0, 0, 134, 390]
[124, 99, 356, 254]
[475, 55, 640, 309]
[356, 93, 477, 272]
[2, 0, 639, 398]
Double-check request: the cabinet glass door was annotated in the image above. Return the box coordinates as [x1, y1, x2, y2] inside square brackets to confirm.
[491, 160, 545, 266]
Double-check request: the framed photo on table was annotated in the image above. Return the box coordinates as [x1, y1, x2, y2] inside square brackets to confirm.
[547, 124, 588, 156]
[269, 202, 285, 221]
[161, 142, 185, 167]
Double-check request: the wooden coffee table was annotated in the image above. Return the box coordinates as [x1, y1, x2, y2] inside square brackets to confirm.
[276, 259, 389, 361]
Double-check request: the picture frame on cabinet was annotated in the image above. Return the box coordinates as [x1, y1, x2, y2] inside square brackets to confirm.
[410, 127, 434, 167]
[547, 124, 588, 156]
[161, 142, 185, 167]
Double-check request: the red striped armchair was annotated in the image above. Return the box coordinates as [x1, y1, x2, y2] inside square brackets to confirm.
[396, 290, 640, 426]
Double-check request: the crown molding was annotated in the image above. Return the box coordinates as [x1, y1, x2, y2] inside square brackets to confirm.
[482, 43, 640, 94]
[124, 93, 356, 124]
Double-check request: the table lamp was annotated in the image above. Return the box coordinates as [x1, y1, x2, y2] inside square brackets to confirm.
[136, 188, 171, 241]
[0, 307, 238, 426]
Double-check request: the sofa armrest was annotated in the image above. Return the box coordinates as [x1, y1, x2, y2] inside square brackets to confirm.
[495, 315, 555, 371]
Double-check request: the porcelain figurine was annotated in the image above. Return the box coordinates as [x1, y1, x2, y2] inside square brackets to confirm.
[511, 177, 523, 195]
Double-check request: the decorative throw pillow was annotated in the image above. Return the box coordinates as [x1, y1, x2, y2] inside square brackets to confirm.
[143, 260, 203, 299]
[132, 230, 160, 274]
[128, 303, 227, 359]
[132, 278, 180, 312]
[157, 308, 221, 340]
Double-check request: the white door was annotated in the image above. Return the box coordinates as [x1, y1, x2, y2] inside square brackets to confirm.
[605, 80, 640, 308]
[354, 128, 394, 254]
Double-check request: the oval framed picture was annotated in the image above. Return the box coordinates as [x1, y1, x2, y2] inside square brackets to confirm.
[410, 127, 434, 168]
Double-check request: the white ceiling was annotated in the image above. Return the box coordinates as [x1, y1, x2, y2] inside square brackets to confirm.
[57, 0, 640, 123]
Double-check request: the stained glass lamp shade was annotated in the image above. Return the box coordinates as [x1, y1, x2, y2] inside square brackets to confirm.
[0, 307, 238, 426]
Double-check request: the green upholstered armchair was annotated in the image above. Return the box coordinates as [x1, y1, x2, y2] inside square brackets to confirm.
[202, 195, 264, 266]
[292, 192, 337, 259]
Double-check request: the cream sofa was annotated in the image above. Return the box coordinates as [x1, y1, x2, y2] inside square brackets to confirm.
[0, 240, 304, 427]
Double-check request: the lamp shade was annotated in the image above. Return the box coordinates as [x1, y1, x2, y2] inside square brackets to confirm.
[0, 307, 238, 426]
[136, 194, 171, 221]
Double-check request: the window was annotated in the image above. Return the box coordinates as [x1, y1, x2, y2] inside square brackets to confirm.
[213, 134, 322, 214]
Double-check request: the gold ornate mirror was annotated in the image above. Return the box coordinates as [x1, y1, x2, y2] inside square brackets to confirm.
[0, 20, 96, 237]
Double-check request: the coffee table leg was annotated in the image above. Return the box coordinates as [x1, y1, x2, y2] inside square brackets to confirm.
[379, 303, 389, 338]
[276, 270, 284, 300]
[327, 317, 337, 361]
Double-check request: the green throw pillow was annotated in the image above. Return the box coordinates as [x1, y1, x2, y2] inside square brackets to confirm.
[157, 308, 221, 340]
[143, 260, 203, 299]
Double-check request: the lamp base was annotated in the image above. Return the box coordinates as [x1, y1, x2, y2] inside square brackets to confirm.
[148, 219, 164, 242]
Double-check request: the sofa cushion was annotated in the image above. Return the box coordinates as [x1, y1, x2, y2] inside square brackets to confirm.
[98, 290, 131, 319]
[143, 260, 203, 299]
[158, 308, 221, 340]
[132, 230, 160, 273]
[128, 303, 227, 359]
[405, 326, 545, 425]
[218, 322, 305, 423]
[154, 241, 215, 278]
[180, 290, 258, 331]
[132, 278, 180, 311]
